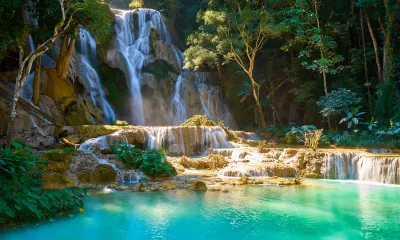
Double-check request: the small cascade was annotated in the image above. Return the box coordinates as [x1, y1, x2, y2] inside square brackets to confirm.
[109, 8, 171, 125]
[78, 126, 237, 156]
[195, 72, 236, 128]
[169, 74, 188, 125]
[212, 148, 265, 162]
[77, 29, 116, 123]
[218, 163, 296, 178]
[324, 153, 400, 184]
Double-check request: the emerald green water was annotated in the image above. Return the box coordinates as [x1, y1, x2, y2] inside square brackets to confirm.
[2, 180, 400, 240]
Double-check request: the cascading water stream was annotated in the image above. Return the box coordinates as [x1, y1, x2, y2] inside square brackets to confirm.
[324, 153, 400, 184]
[110, 8, 171, 125]
[77, 29, 116, 123]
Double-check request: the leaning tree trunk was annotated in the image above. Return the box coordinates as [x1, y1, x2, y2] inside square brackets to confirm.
[250, 78, 267, 129]
[366, 14, 383, 83]
[6, 0, 86, 146]
[33, 55, 41, 105]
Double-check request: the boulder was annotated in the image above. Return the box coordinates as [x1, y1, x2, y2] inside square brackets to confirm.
[186, 179, 207, 191]
[42, 172, 76, 190]
[77, 164, 117, 183]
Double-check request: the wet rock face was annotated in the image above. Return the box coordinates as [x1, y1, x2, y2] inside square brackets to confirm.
[77, 164, 117, 183]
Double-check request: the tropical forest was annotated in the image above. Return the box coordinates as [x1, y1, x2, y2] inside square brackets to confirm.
[0, 0, 399, 239]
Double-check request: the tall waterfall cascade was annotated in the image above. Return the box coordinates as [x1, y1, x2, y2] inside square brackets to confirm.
[77, 29, 116, 123]
[106, 8, 235, 127]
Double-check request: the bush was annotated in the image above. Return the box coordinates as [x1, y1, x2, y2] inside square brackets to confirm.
[0, 142, 86, 227]
[112, 120, 128, 126]
[285, 125, 316, 144]
[110, 142, 176, 177]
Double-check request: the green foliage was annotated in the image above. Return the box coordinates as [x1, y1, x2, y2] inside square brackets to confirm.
[0, 141, 86, 227]
[129, 0, 144, 9]
[374, 82, 400, 126]
[280, 0, 344, 75]
[339, 107, 366, 130]
[317, 88, 361, 117]
[285, 125, 316, 144]
[0, 0, 29, 62]
[112, 120, 128, 126]
[110, 142, 176, 177]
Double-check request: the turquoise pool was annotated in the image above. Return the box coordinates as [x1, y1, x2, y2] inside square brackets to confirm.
[2, 180, 400, 240]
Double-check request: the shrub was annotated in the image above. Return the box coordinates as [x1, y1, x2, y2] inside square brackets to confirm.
[208, 153, 229, 170]
[317, 88, 361, 118]
[304, 129, 323, 152]
[110, 142, 176, 177]
[112, 120, 128, 126]
[285, 125, 316, 144]
[0, 142, 86, 227]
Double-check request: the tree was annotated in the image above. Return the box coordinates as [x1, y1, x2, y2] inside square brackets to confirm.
[358, 0, 400, 83]
[280, 0, 344, 130]
[184, 0, 279, 128]
[6, 0, 86, 146]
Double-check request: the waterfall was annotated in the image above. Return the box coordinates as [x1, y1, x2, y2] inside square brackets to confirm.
[77, 29, 116, 123]
[109, 8, 171, 125]
[218, 163, 296, 178]
[78, 126, 236, 156]
[324, 153, 400, 184]
[195, 72, 236, 128]
[169, 74, 188, 125]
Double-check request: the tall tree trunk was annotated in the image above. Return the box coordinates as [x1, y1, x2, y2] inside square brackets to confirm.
[33, 55, 41, 105]
[382, 0, 394, 82]
[360, 9, 372, 114]
[360, 11, 373, 114]
[365, 14, 383, 83]
[56, 31, 77, 79]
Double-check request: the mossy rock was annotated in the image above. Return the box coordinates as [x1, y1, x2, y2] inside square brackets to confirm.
[186, 179, 207, 191]
[64, 102, 96, 125]
[142, 59, 176, 80]
[74, 125, 119, 141]
[42, 68, 77, 110]
[41, 150, 74, 162]
[180, 115, 217, 127]
[42, 172, 76, 190]
[77, 164, 117, 183]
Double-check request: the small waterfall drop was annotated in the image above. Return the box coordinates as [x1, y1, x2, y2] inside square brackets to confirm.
[169, 74, 188, 125]
[324, 153, 400, 184]
[77, 29, 116, 123]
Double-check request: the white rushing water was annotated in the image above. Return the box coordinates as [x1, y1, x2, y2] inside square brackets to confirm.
[77, 29, 116, 123]
[109, 8, 171, 125]
[324, 153, 400, 184]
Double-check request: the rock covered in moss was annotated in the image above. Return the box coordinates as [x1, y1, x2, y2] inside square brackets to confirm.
[77, 164, 117, 183]
[42, 172, 76, 190]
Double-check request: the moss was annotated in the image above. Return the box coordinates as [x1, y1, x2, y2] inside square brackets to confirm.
[180, 115, 217, 127]
[142, 59, 176, 80]
[98, 63, 128, 112]
[181, 115, 238, 141]
[149, 27, 160, 56]
[42, 172, 76, 190]
[74, 125, 119, 140]
[178, 154, 228, 170]
[43, 68, 77, 110]
[77, 164, 117, 183]
[64, 102, 95, 125]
